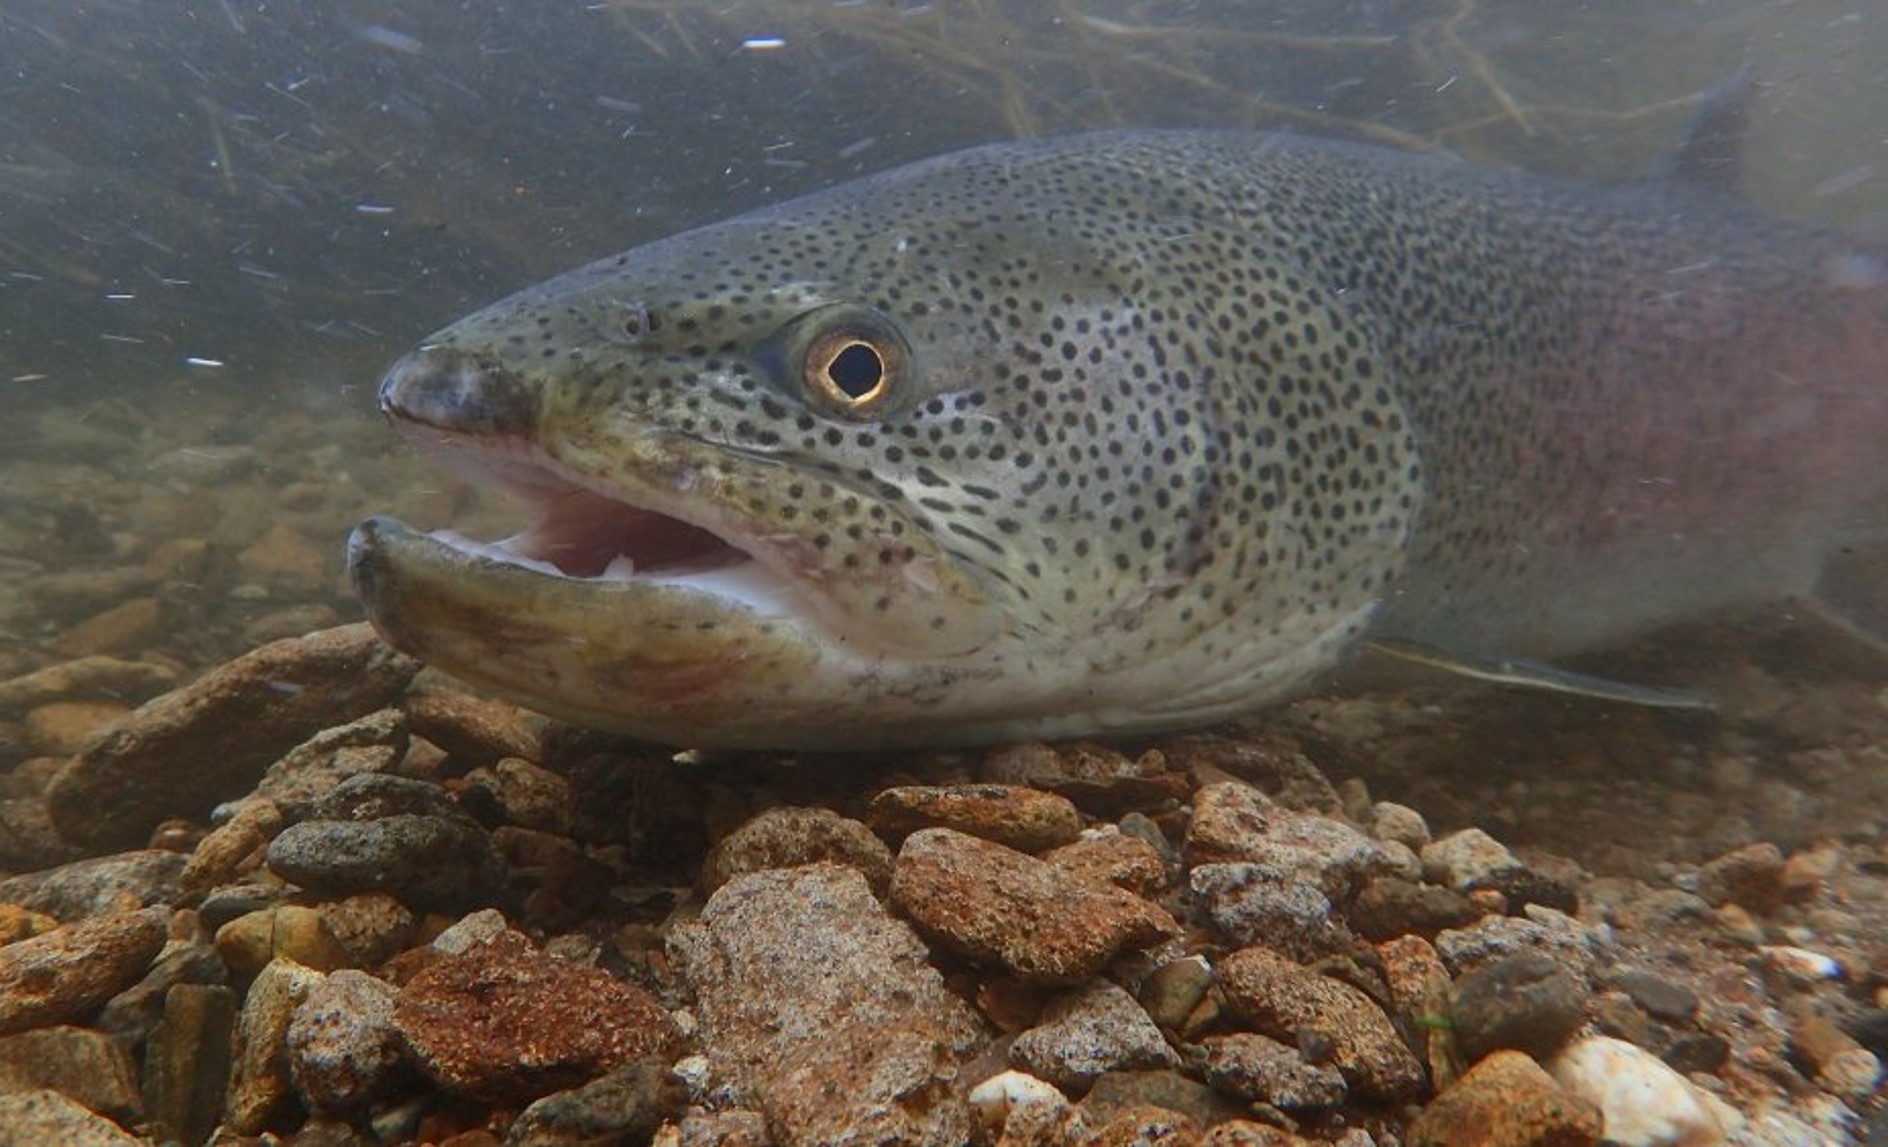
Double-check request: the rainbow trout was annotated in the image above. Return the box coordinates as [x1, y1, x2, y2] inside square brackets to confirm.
[348, 130, 1888, 748]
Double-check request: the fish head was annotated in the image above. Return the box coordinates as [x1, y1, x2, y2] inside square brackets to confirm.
[350, 136, 1421, 747]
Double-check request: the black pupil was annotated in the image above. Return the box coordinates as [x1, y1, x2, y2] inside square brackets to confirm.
[827, 341, 884, 399]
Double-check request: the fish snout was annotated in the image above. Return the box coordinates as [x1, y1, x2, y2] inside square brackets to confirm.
[377, 346, 540, 439]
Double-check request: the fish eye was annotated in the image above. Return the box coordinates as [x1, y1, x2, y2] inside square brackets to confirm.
[800, 317, 905, 417]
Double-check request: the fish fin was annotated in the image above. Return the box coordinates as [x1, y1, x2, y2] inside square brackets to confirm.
[1365, 638, 1716, 711]
[1808, 539, 1888, 654]
[1650, 63, 1756, 193]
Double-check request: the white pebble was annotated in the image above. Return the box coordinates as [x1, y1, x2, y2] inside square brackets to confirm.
[968, 1069, 1069, 1133]
[1549, 1035, 1728, 1146]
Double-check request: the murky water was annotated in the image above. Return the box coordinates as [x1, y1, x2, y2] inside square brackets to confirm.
[0, 0, 1883, 808]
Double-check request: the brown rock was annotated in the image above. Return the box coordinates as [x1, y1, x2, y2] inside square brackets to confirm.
[868, 783, 1083, 852]
[53, 598, 164, 658]
[1217, 946, 1425, 1102]
[288, 970, 408, 1113]
[1042, 831, 1167, 895]
[405, 687, 542, 767]
[891, 828, 1177, 985]
[0, 656, 177, 714]
[702, 806, 895, 895]
[1407, 1049, 1602, 1147]
[394, 932, 677, 1103]
[1082, 1103, 1201, 1146]
[0, 850, 187, 921]
[1009, 980, 1179, 1092]
[215, 905, 352, 977]
[46, 624, 421, 852]
[179, 798, 283, 893]
[671, 863, 984, 1146]
[0, 1025, 142, 1123]
[143, 983, 236, 1147]
[22, 701, 131, 757]
[1694, 841, 1786, 911]
[0, 908, 167, 1035]
[1185, 782, 1386, 895]
[1377, 934, 1460, 1090]
[225, 957, 325, 1134]
[0, 1088, 142, 1146]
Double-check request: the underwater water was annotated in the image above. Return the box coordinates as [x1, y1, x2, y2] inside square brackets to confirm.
[0, 3, 1885, 1140]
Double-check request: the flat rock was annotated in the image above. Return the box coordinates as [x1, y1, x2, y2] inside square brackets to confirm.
[288, 969, 407, 1113]
[0, 656, 178, 713]
[0, 850, 187, 921]
[1043, 830, 1167, 895]
[255, 708, 408, 819]
[890, 827, 1178, 984]
[702, 806, 895, 895]
[0, 1088, 142, 1146]
[394, 931, 677, 1103]
[266, 774, 499, 911]
[671, 863, 984, 1146]
[44, 624, 421, 852]
[867, 783, 1083, 852]
[1216, 945, 1425, 1102]
[1190, 862, 1353, 960]
[1009, 980, 1179, 1093]
[0, 908, 167, 1036]
[0, 1024, 142, 1123]
[504, 1061, 683, 1146]
[179, 798, 282, 893]
[1408, 1049, 1602, 1147]
[1436, 906, 1599, 981]
[1185, 782, 1388, 897]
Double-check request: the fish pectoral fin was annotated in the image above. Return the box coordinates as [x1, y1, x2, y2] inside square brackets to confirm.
[1365, 638, 1716, 712]
[1649, 62, 1754, 194]
[1809, 539, 1888, 655]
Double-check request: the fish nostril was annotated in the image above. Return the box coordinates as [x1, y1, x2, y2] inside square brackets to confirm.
[376, 347, 539, 437]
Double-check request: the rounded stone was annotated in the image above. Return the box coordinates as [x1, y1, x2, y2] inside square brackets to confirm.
[702, 806, 895, 894]
[1451, 951, 1588, 1061]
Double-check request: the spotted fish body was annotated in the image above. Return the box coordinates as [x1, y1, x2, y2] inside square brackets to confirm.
[349, 131, 1888, 748]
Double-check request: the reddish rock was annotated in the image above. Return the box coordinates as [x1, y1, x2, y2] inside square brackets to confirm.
[867, 784, 1083, 852]
[394, 933, 677, 1103]
[1216, 946, 1425, 1102]
[404, 687, 542, 767]
[0, 909, 167, 1036]
[890, 828, 1178, 985]
[1409, 1049, 1602, 1147]
[45, 624, 421, 852]
[1042, 831, 1167, 895]
[673, 863, 984, 1145]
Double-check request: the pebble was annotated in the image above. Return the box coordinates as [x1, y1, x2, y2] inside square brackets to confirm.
[1139, 955, 1214, 1030]
[1787, 1007, 1883, 1101]
[670, 863, 982, 1145]
[505, 1061, 682, 1146]
[215, 904, 352, 977]
[0, 1024, 142, 1123]
[1369, 801, 1431, 850]
[980, 741, 1187, 815]
[1450, 951, 1587, 1060]
[1376, 934, 1456, 1087]
[22, 701, 130, 756]
[1185, 782, 1388, 896]
[701, 806, 895, 895]
[0, 1088, 142, 1146]
[1042, 829, 1167, 895]
[94, 929, 227, 1043]
[867, 783, 1084, 852]
[178, 798, 283, 893]
[1547, 1035, 1727, 1147]
[287, 969, 408, 1114]
[1082, 1103, 1201, 1145]
[1190, 862, 1353, 959]
[1693, 842, 1785, 912]
[226, 956, 327, 1135]
[0, 908, 167, 1036]
[1757, 943, 1842, 986]
[43, 624, 421, 852]
[1609, 968, 1699, 1023]
[254, 708, 408, 818]
[54, 598, 164, 658]
[1199, 1032, 1347, 1109]
[1435, 905, 1598, 981]
[403, 687, 542, 767]
[1079, 1069, 1244, 1131]
[0, 850, 186, 921]
[142, 983, 235, 1147]
[1216, 945, 1425, 1101]
[968, 1070, 1079, 1144]
[1420, 828, 1520, 891]
[394, 929, 678, 1103]
[1348, 877, 1481, 941]
[1407, 1049, 1602, 1147]
[265, 773, 500, 911]
[460, 757, 571, 835]
[1009, 980, 1179, 1092]
[0, 656, 177, 714]
[315, 894, 416, 969]
[890, 827, 1178, 984]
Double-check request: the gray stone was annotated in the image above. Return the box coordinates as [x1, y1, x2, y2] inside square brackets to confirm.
[1009, 980, 1179, 1093]
[255, 708, 408, 819]
[1451, 951, 1588, 1061]
[288, 970, 407, 1114]
[1610, 969, 1699, 1023]
[1200, 1032, 1347, 1110]
[671, 863, 985, 1145]
[0, 850, 187, 921]
[1436, 905, 1599, 981]
[266, 775, 499, 911]
[1190, 862, 1353, 960]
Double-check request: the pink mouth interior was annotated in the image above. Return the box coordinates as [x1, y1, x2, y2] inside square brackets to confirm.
[517, 486, 747, 578]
